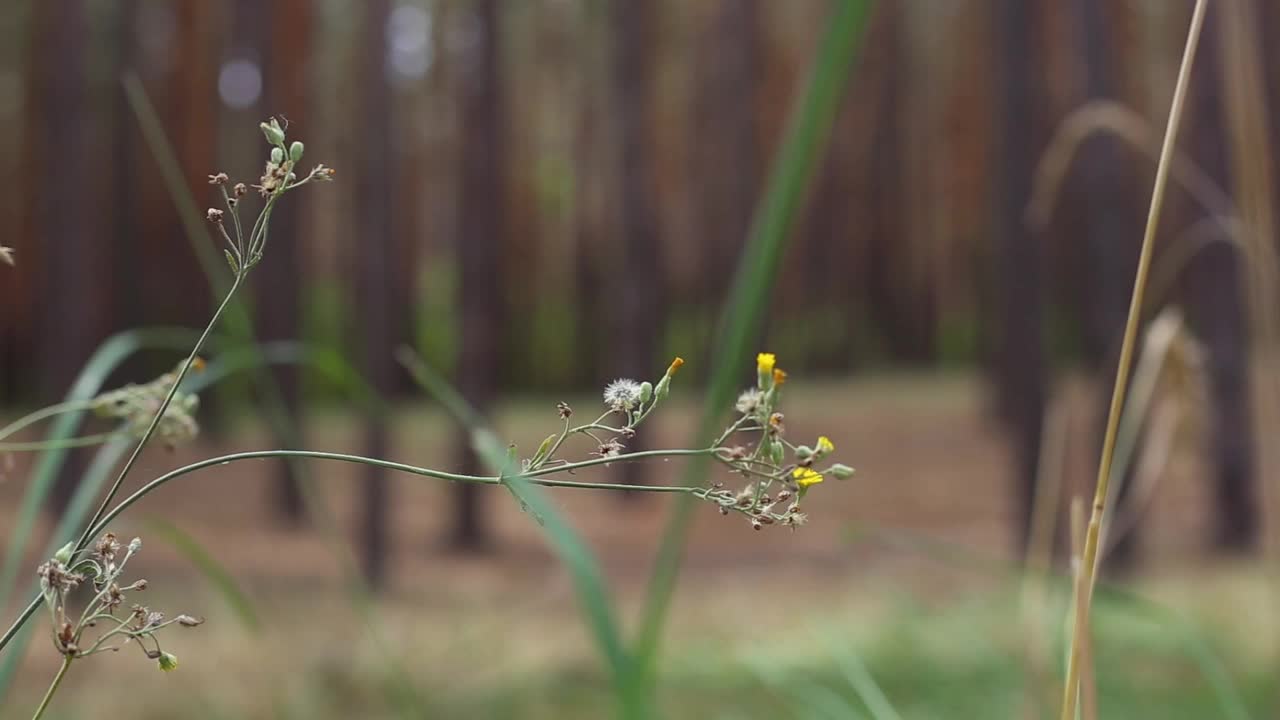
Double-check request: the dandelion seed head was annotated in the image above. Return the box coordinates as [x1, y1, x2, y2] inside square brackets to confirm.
[603, 379, 643, 411]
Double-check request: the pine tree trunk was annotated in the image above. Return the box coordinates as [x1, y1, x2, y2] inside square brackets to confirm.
[611, 0, 664, 495]
[451, 0, 504, 550]
[357, 0, 396, 585]
[995, 0, 1046, 553]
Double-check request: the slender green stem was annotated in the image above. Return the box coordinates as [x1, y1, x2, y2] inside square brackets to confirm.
[0, 443, 715, 657]
[0, 400, 97, 442]
[533, 416, 572, 470]
[1060, 1, 1207, 718]
[0, 432, 125, 453]
[74, 273, 244, 558]
[30, 656, 71, 720]
[713, 415, 754, 448]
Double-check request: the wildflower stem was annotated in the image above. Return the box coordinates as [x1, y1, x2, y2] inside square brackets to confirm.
[0, 400, 98, 442]
[0, 445, 718, 655]
[713, 415, 755, 447]
[30, 656, 71, 720]
[1059, 0, 1207, 717]
[73, 272, 245, 560]
[0, 432, 126, 453]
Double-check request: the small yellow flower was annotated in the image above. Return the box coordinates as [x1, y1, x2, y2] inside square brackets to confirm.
[816, 436, 834, 455]
[773, 369, 787, 386]
[756, 353, 776, 374]
[793, 467, 823, 489]
[667, 357, 685, 376]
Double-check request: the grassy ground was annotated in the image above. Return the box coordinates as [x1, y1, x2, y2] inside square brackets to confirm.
[1, 373, 1276, 717]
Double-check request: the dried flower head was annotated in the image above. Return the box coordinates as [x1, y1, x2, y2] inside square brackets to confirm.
[603, 379, 643, 412]
[735, 388, 763, 415]
[37, 560, 82, 595]
[557, 401, 573, 419]
[93, 532, 121, 564]
[207, 172, 229, 185]
[206, 208, 224, 223]
[596, 439, 626, 459]
[91, 363, 202, 447]
[0, 246, 12, 266]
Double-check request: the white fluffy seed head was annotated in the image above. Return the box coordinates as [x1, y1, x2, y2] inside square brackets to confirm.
[603, 379, 643, 411]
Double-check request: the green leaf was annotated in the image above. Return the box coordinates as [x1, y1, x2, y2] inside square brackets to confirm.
[531, 434, 558, 467]
[630, 0, 876, 703]
[397, 349, 632, 698]
[144, 518, 260, 631]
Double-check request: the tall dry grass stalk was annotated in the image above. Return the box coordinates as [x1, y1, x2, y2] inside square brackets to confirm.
[1217, 0, 1280, 610]
[1059, 1, 1209, 718]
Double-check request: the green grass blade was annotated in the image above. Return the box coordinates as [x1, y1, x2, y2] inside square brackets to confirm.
[123, 74, 232, 299]
[398, 350, 631, 696]
[631, 0, 875, 689]
[826, 637, 905, 720]
[144, 518, 261, 631]
[0, 328, 198, 614]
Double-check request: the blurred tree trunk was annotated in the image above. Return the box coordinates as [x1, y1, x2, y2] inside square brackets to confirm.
[4, 2, 37, 401]
[611, 0, 664, 494]
[259, 0, 312, 523]
[357, 0, 396, 585]
[163, 1, 217, 327]
[863, 4, 937, 366]
[1182, 5, 1258, 553]
[1263, 1, 1280, 233]
[1071, 0, 1144, 567]
[573, 6, 608, 388]
[995, 0, 1046, 553]
[108, 0, 140, 335]
[451, 0, 504, 550]
[691, 0, 758, 360]
[31, 0, 107, 514]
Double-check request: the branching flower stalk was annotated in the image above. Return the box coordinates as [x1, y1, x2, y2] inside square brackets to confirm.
[75, 117, 331, 561]
[5, 118, 332, 718]
[29, 532, 201, 720]
[1059, 1, 1208, 718]
[1, 117, 856, 718]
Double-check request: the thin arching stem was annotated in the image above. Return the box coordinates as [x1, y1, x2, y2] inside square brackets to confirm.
[0, 432, 126, 453]
[74, 272, 244, 557]
[0, 400, 98, 442]
[29, 656, 71, 720]
[0, 446, 715, 654]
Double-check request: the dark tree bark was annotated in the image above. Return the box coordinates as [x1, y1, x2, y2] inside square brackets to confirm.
[995, 0, 1046, 553]
[1182, 5, 1258, 554]
[259, 0, 312, 523]
[1071, 0, 1144, 567]
[864, 4, 928, 366]
[357, 0, 396, 585]
[573, 8, 608, 389]
[163, 2, 218, 328]
[611, 0, 664, 494]
[31, 0, 108, 514]
[451, 0, 505, 550]
[691, 0, 759, 347]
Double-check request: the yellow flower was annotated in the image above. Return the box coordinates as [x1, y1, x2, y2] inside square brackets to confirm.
[756, 353, 776, 374]
[667, 357, 685, 376]
[816, 436, 834, 455]
[793, 467, 823, 489]
[773, 369, 787, 386]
